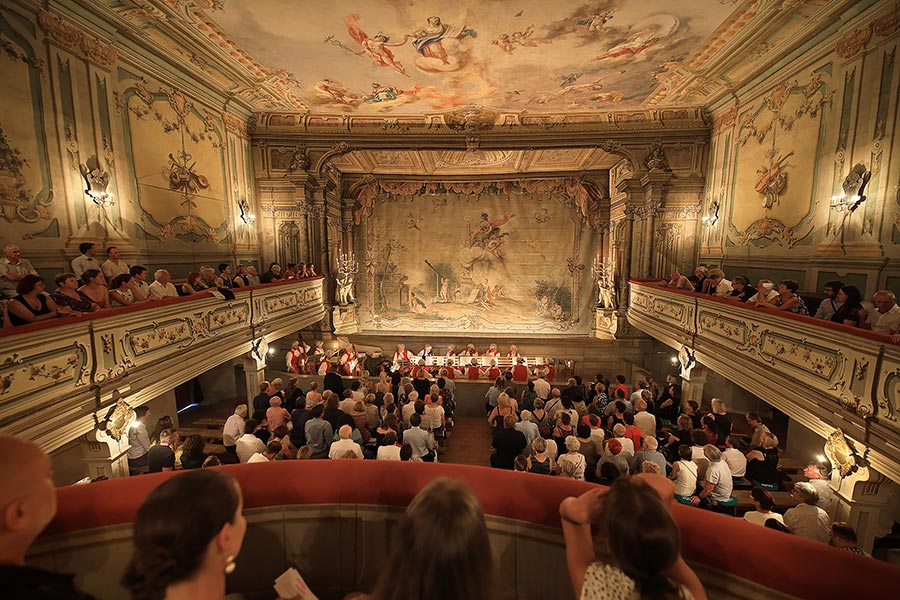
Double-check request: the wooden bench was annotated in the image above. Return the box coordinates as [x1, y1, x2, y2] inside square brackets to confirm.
[190, 418, 225, 430]
[177, 427, 224, 444]
[733, 489, 799, 513]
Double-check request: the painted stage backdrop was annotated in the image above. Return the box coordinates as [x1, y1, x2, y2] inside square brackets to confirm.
[356, 182, 600, 335]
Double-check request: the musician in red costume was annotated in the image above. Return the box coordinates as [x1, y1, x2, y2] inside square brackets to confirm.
[486, 358, 501, 380]
[460, 343, 478, 357]
[466, 357, 482, 380]
[309, 340, 326, 374]
[340, 343, 360, 376]
[512, 357, 530, 382]
[484, 343, 501, 357]
[507, 344, 520, 358]
[285, 340, 309, 374]
[393, 343, 414, 371]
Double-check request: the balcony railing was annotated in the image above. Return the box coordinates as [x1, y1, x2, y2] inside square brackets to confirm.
[0, 277, 326, 451]
[627, 279, 900, 483]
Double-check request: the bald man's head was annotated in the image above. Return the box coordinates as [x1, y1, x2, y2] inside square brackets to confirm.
[0, 436, 57, 564]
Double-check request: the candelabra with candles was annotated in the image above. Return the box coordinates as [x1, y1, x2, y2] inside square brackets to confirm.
[335, 250, 358, 305]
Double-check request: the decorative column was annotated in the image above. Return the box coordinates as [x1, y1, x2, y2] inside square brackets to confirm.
[76, 428, 130, 480]
[641, 144, 672, 278]
[242, 338, 268, 401]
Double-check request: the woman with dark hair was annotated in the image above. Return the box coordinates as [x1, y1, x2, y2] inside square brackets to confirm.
[831, 285, 864, 328]
[756, 279, 809, 315]
[149, 416, 175, 445]
[79, 269, 110, 308]
[232, 265, 249, 288]
[6, 274, 64, 326]
[365, 478, 492, 600]
[260, 262, 282, 284]
[121, 470, 247, 600]
[743, 487, 785, 527]
[180, 272, 205, 296]
[179, 434, 207, 470]
[109, 273, 141, 307]
[560, 475, 707, 600]
[51, 272, 95, 314]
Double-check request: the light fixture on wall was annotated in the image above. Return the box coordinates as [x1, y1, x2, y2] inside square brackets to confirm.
[238, 199, 256, 224]
[830, 163, 870, 213]
[701, 201, 719, 226]
[79, 160, 113, 206]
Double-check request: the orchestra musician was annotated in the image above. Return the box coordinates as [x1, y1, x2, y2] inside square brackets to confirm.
[419, 344, 434, 358]
[484, 343, 501, 357]
[340, 343, 360, 376]
[445, 344, 457, 357]
[507, 344, 520, 358]
[465, 357, 482, 380]
[309, 340, 326, 374]
[393, 343, 414, 371]
[486, 358, 501, 381]
[512, 357, 530, 382]
[460, 343, 478, 357]
[285, 340, 309, 374]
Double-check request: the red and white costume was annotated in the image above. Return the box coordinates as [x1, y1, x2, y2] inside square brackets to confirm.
[285, 343, 308, 375]
[393, 347, 414, 370]
[512, 363, 530, 382]
[466, 364, 482, 380]
[341, 346, 359, 376]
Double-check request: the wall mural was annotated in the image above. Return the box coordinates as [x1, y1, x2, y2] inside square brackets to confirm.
[727, 68, 834, 248]
[117, 78, 230, 244]
[209, 0, 741, 114]
[355, 180, 601, 335]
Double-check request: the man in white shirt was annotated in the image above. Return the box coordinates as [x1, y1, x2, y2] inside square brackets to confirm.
[130, 266, 151, 300]
[692, 445, 733, 506]
[70, 243, 99, 278]
[0, 245, 38, 299]
[722, 436, 747, 478]
[100, 246, 130, 281]
[532, 373, 550, 400]
[401, 392, 419, 427]
[236, 420, 266, 463]
[246, 266, 261, 286]
[515, 410, 539, 455]
[611, 423, 634, 458]
[402, 413, 435, 461]
[784, 482, 832, 543]
[813, 281, 844, 320]
[633, 398, 656, 438]
[248, 440, 281, 463]
[865, 290, 900, 342]
[329, 425, 363, 459]
[148, 269, 178, 298]
[222, 404, 247, 453]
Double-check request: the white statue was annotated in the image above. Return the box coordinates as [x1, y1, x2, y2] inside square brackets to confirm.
[592, 256, 617, 310]
[335, 250, 358, 305]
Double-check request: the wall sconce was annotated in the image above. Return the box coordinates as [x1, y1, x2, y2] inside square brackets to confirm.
[831, 163, 870, 213]
[238, 199, 256, 224]
[79, 160, 113, 206]
[701, 201, 719, 226]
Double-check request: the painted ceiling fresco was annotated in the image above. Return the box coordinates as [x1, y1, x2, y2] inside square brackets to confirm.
[207, 0, 745, 114]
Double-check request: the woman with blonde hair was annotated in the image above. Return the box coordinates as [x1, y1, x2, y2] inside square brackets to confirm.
[527, 436, 555, 475]
[556, 435, 587, 481]
[366, 479, 492, 600]
[745, 432, 780, 487]
[487, 392, 516, 434]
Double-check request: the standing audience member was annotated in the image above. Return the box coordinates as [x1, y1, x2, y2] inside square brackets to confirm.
[403, 413, 436, 462]
[100, 246, 129, 281]
[633, 399, 656, 438]
[0, 245, 38, 299]
[745, 432, 780, 486]
[70, 242, 99, 278]
[557, 436, 587, 481]
[122, 470, 247, 600]
[127, 406, 153, 472]
[305, 404, 333, 459]
[784, 482, 832, 543]
[559, 475, 707, 600]
[0, 435, 95, 599]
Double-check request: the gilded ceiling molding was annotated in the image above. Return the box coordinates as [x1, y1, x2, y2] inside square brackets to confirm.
[37, 10, 118, 66]
[873, 3, 900, 37]
[836, 23, 874, 59]
[221, 112, 250, 137]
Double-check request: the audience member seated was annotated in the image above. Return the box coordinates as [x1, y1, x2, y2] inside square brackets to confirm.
[491, 414, 526, 470]
[630, 436, 667, 475]
[755, 279, 809, 315]
[51, 272, 95, 315]
[747, 279, 778, 304]
[130, 265, 151, 300]
[831, 285, 864, 327]
[666, 270, 694, 291]
[664, 415, 694, 462]
[557, 435, 587, 481]
[560, 475, 706, 600]
[784, 482, 831, 543]
[831, 522, 869, 556]
[330, 424, 364, 459]
[633, 398, 656, 438]
[148, 269, 178, 299]
[5, 275, 64, 326]
[706, 268, 733, 297]
[670, 445, 699, 501]
[236, 420, 266, 463]
[108, 273, 144, 307]
[610, 423, 634, 458]
[721, 436, 747, 478]
[248, 440, 280, 463]
[863, 290, 900, 342]
[179, 434, 207, 469]
[690, 445, 734, 508]
[77, 269, 109, 309]
[403, 413, 436, 462]
[122, 470, 247, 600]
[814, 280, 844, 320]
[0, 435, 95, 599]
[802, 463, 836, 514]
[260, 262, 282, 283]
[597, 438, 629, 478]
[745, 432, 780, 487]
[0, 244, 38, 299]
[147, 428, 176, 473]
[376, 430, 402, 461]
[179, 271, 206, 296]
[727, 275, 756, 303]
[743, 487, 785, 527]
[526, 437, 555, 475]
[693, 266, 709, 294]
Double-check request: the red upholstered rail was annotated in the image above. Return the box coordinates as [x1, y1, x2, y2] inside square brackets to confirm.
[630, 279, 896, 344]
[0, 276, 324, 339]
[45, 462, 900, 598]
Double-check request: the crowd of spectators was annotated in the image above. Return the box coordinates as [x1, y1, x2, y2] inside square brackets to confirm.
[664, 267, 900, 342]
[0, 244, 316, 328]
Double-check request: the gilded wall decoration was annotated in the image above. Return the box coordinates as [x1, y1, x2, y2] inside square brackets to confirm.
[0, 123, 34, 222]
[357, 186, 598, 335]
[37, 10, 118, 66]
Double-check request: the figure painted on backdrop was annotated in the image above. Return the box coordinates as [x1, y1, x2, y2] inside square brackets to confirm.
[412, 16, 477, 65]
[409, 291, 427, 314]
[286, 340, 309, 375]
[439, 277, 451, 303]
[343, 15, 410, 76]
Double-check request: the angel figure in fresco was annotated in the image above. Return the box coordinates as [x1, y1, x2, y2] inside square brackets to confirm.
[408, 291, 428, 314]
[314, 79, 359, 106]
[597, 30, 660, 60]
[412, 16, 477, 65]
[491, 25, 547, 54]
[578, 11, 615, 32]
[343, 14, 410, 76]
